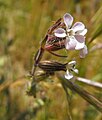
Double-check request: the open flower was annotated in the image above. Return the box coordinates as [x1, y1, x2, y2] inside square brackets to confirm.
[65, 61, 78, 80]
[54, 13, 88, 58]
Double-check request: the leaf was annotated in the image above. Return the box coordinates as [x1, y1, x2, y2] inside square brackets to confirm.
[89, 6, 102, 43]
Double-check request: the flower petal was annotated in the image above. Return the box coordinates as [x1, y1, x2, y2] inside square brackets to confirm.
[65, 36, 77, 50]
[63, 13, 73, 28]
[80, 45, 88, 58]
[74, 35, 85, 50]
[72, 22, 85, 32]
[75, 42, 85, 50]
[68, 61, 78, 74]
[73, 69, 79, 74]
[78, 29, 87, 35]
[65, 70, 73, 80]
[68, 61, 76, 65]
[74, 35, 85, 43]
[54, 28, 66, 38]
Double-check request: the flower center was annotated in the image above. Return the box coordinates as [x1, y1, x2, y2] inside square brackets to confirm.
[67, 29, 75, 36]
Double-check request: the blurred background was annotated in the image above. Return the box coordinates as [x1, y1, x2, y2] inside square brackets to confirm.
[0, 0, 102, 120]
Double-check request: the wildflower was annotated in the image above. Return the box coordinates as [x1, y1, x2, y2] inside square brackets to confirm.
[38, 60, 78, 80]
[65, 61, 78, 80]
[54, 13, 88, 58]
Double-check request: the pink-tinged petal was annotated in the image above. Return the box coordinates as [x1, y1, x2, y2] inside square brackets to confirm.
[74, 35, 85, 50]
[65, 70, 73, 80]
[63, 13, 73, 28]
[75, 42, 85, 50]
[54, 28, 66, 38]
[79, 29, 87, 35]
[65, 36, 77, 50]
[76, 29, 87, 36]
[80, 45, 88, 58]
[74, 35, 85, 43]
[72, 22, 85, 32]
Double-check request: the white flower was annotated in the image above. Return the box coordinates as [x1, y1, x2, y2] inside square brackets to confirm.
[54, 13, 88, 58]
[65, 61, 78, 80]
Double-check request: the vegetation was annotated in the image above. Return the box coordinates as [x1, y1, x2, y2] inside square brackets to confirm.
[0, 0, 102, 120]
